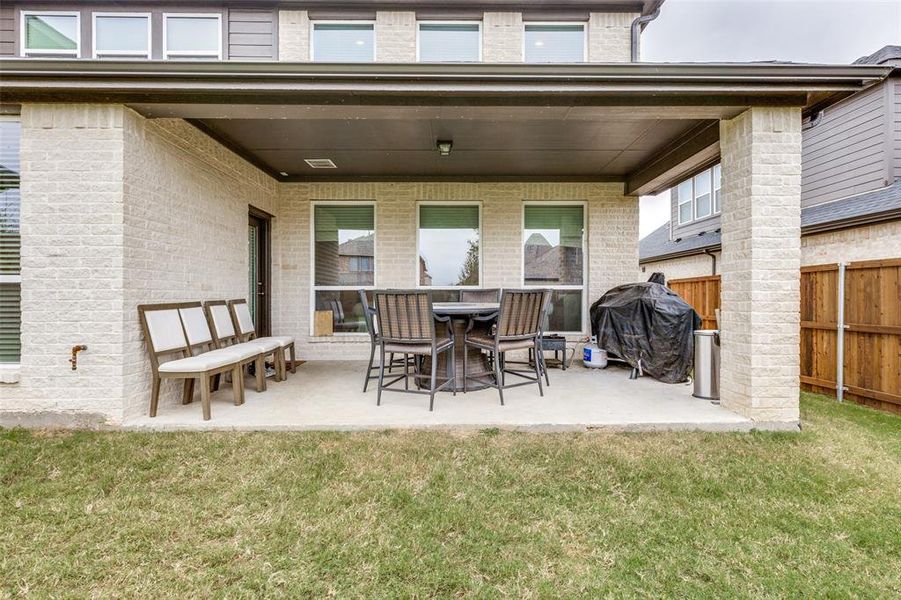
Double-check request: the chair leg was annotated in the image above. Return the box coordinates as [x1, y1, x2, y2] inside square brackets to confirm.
[404, 353, 410, 390]
[182, 378, 194, 405]
[533, 340, 544, 397]
[429, 350, 438, 411]
[493, 350, 504, 406]
[541, 351, 550, 386]
[200, 374, 212, 421]
[377, 344, 386, 406]
[462, 343, 468, 393]
[149, 375, 161, 417]
[256, 355, 266, 392]
[449, 346, 457, 397]
[363, 342, 376, 392]
[388, 352, 395, 374]
[290, 344, 297, 374]
[233, 365, 244, 406]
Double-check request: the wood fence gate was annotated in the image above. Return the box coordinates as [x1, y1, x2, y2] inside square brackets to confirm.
[669, 258, 901, 415]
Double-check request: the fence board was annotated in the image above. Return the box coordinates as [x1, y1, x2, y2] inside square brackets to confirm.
[669, 257, 901, 415]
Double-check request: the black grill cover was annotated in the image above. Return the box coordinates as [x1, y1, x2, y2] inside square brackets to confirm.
[589, 282, 701, 384]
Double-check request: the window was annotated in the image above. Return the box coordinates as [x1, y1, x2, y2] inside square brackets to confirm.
[524, 24, 585, 63]
[0, 117, 21, 363]
[694, 169, 712, 220]
[312, 204, 375, 334]
[93, 13, 151, 58]
[418, 22, 480, 62]
[22, 12, 79, 56]
[523, 204, 585, 333]
[676, 179, 693, 225]
[163, 14, 221, 59]
[418, 203, 480, 288]
[312, 23, 374, 62]
[713, 163, 722, 213]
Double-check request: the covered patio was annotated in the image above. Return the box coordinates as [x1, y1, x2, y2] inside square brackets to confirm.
[1, 59, 890, 430]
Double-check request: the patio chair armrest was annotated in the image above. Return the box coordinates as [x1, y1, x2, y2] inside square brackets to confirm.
[433, 314, 455, 341]
[465, 311, 498, 334]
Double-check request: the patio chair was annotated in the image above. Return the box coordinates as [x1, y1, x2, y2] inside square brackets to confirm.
[462, 289, 549, 404]
[204, 300, 274, 392]
[137, 302, 253, 420]
[373, 290, 456, 411]
[359, 289, 408, 393]
[460, 288, 501, 303]
[227, 298, 296, 381]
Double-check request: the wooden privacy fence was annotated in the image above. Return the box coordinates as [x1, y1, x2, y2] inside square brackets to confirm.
[669, 258, 901, 415]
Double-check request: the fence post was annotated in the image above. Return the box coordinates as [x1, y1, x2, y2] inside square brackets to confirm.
[836, 262, 846, 403]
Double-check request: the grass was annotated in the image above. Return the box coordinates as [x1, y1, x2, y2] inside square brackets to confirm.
[1, 392, 899, 598]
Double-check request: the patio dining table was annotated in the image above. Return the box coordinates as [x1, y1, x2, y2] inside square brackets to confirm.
[427, 302, 500, 392]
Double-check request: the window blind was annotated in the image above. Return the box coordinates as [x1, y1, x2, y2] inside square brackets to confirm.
[418, 24, 480, 62]
[523, 205, 583, 248]
[0, 119, 21, 363]
[419, 205, 479, 229]
[524, 24, 584, 63]
[313, 24, 374, 62]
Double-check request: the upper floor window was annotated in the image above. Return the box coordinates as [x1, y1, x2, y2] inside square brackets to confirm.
[417, 22, 481, 62]
[93, 13, 151, 59]
[713, 164, 722, 213]
[312, 23, 374, 62]
[675, 164, 722, 225]
[524, 24, 585, 63]
[163, 14, 222, 60]
[22, 12, 79, 56]
[694, 169, 712, 220]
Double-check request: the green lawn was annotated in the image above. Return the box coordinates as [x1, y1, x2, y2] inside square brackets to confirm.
[2, 393, 899, 598]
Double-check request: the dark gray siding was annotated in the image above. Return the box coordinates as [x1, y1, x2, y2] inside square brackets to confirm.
[227, 8, 276, 61]
[0, 5, 13, 56]
[801, 81, 889, 207]
[893, 78, 900, 181]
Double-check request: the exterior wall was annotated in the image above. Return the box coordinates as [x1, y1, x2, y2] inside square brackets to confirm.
[801, 220, 901, 265]
[719, 106, 802, 424]
[0, 4, 13, 56]
[588, 12, 637, 63]
[375, 11, 416, 62]
[278, 182, 637, 360]
[278, 10, 309, 61]
[228, 8, 278, 61]
[482, 12, 522, 62]
[640, 252, 719, 281]
[893, 78, 901, 180]
[801, 81, 890, 207]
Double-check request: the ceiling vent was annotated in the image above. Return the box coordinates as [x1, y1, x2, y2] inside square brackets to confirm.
[304, 158, 337, 169]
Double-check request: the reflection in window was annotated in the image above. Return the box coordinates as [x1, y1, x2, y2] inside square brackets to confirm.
[524, 205, 584, 332]
[524, 24, 584, 63]
[313, 204, 374, 334]
[418, 204, 480, 287]
[418, 23, 480, 62]
[312, 23, 375, 62]
[94, 14, 150, 58]
[24, 13, 79, 55]
[0, 118, 22, 362]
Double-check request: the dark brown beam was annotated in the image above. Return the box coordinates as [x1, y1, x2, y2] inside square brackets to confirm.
[625, 121, 720, 196]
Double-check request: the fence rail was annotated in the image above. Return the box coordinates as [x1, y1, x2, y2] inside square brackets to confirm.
[669, 258, 901, 415]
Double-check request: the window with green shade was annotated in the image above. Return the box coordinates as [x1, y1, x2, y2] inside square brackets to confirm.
[0, 117, 21, 363]
[312, 23, 374, 62]
[523, 204, 584, 333]
[313, 204, 375, 334]
[524, 24, 584, 63]
[23, 13, 79, 56]
[418, 204, 480, 287]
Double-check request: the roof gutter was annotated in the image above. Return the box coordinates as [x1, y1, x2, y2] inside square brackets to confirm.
[631, 6, 661, 62]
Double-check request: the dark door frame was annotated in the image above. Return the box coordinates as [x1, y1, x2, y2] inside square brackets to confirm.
[248, 206, 273, 337]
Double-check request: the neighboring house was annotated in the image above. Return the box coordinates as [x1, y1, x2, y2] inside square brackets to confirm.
[0, 0, 893, 429]
[640, 46, 901, 279]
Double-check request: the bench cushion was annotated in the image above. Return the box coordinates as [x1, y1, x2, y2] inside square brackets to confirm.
[158, 349, 239, 373]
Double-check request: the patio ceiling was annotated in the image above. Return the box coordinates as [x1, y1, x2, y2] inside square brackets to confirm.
[1, 59, 889, 193]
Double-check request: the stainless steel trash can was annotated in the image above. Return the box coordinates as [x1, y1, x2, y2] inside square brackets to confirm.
[693, 330, 720, 402]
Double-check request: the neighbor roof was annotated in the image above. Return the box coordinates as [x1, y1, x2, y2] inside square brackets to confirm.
[639, 180, 901, 263]
[854, 45, 901, 67]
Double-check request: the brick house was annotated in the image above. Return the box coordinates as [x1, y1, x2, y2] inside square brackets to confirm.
[640, 46, 901, 279]
[0, 0, 892, 428]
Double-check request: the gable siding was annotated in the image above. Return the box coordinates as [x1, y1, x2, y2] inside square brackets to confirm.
[893, 78, 901, 181]
[228, 8, 276, 61]
[0, 5, 13, 56]
[801, 82, 889, 207]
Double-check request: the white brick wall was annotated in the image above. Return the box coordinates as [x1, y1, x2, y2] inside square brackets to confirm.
[376, 12, 416, 62]
[719, 107, 802, 424]
[278, 10, 310, 61]
[640, 252, 720, 281]
[801, 220, 901, 265]
[483, 12, 523, 62]
[588, 12, 638, 63]
[278, 182, 637, 360]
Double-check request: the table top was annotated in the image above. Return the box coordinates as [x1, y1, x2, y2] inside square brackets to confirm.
[432, 302, 499, 316]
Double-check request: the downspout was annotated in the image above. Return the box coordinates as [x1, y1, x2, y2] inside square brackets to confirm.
[704, 248, 717, 276]
[630, 8, 662, 62]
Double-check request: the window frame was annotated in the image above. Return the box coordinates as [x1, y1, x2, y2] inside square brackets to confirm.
[415, 200, 483, 291]
[162, 12, 223, 60]
[0, 114, 22, 366]
[676, 179, 694, 225]
[415, 20, 482, 63]
[92, 12, 152, 59]
[309, 200, 377, 338]
[21, 10, 81, 57]
[693, 169, 713, 221]
[522, 21, 587, 63]
[675, 163, 722, 226]
[310, 20, 377, 63]
[521, 201, 588, 335]
[713, 163, 722, 214]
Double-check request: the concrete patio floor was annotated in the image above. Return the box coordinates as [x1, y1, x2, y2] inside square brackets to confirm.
[125, 360, 765, 432]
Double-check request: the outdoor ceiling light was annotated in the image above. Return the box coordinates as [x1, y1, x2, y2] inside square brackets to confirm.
[436, 140, 453, 156]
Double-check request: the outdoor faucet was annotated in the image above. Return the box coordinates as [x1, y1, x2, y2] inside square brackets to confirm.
[69, 345, 87, 371]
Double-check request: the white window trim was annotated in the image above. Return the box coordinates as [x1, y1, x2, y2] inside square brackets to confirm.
[310, 20, 377, 63]
[92, 12, 151, 59]
[693, 171, 713, 221]
[415, 20, 482, 63]
[309, 200, 377, 338]
[677, 179, 694, 226]
[416, 200, 483, 290]
[162, 13, 222, 60]
[522, 21, 587, 64]
[21, 10, 80, 57]
[521, 200, 588, 335]
[713, 164, 722, 214]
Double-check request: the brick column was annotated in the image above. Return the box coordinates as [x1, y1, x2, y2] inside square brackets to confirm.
[719, 107, 802, 424]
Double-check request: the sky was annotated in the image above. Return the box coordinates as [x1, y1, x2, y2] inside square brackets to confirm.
[637, 0, 901, 238]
